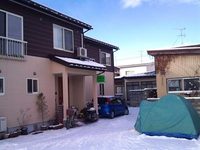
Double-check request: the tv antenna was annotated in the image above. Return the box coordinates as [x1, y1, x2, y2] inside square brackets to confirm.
[176, 27, 186, 45]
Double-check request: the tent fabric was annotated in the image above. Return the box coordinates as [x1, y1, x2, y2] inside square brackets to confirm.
[134, 94, 200, 139]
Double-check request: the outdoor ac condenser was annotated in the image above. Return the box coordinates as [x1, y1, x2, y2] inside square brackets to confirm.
[0, 117, 7, 132]
[77, 47, 87, 58]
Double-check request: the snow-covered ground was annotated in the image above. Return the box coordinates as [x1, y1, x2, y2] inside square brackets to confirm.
[1, 107, 200, 150]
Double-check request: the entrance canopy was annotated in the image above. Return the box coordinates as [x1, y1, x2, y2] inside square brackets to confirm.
[50, 56, 106, 71]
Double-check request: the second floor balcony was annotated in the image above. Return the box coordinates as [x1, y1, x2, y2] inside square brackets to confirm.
[0, 36, 27, 59]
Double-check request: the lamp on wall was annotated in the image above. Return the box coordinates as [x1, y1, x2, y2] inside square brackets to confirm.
[33, 72, 37, 76]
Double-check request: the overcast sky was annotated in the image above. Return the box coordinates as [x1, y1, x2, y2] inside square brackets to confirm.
[34, 0, 200, 65]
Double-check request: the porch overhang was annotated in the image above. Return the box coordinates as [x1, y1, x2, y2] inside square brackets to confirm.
[50, 56, 107, 71]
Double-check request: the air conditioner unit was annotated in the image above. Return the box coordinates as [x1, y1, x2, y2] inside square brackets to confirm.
[77, 47, 87, 58]
[0, 117, 7, 132]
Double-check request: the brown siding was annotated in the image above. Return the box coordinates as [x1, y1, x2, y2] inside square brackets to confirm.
[84, 39, 114, 72]
[0, 0, 83, 58]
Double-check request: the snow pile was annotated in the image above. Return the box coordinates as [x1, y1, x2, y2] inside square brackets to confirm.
[0, 107, 200, 150]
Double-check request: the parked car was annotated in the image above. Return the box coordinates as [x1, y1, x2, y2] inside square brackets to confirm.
[98, 96, 129, 118]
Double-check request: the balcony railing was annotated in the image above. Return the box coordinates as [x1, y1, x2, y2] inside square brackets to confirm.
[0, 36, 27, 59]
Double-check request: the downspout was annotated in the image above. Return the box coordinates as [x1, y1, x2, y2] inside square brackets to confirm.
[97, 71, 105, 75]
[83, 28, 92, 34]
[113, 48, 119, 53]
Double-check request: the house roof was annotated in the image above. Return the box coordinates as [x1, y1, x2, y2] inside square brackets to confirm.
[115, 71, 156, 80]
[50, 56, 106, 71]
[148, 44, 200, 56]
[9, 0, 92, 30]
[84, 36, 119, 50]
[118, 62, 154, 69]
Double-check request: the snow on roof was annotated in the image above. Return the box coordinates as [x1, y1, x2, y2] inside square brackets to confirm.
[56, 56, 106, 68]
[115, 71, 156, 79]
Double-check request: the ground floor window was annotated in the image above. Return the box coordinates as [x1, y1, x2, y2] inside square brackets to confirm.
[116, 86, 123, 95]
[167, 77, 200, 96]
[141, 81, 156, 89]
[99, 84, 104, 95]
[168, 79, 182, 91]
[0, 77, 5, 95]
[27, 78, 39, 94]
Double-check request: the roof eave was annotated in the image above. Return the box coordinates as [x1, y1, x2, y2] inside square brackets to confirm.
[148, 48, 200, 56]
[10, 0, 92, 30]
[84, 36, 119, 50]
[50, 56, 107, 71]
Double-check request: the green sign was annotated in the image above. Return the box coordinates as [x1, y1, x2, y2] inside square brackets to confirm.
[97, 75, 105, 83]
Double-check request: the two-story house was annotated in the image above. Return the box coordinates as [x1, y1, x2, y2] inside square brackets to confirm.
[0, 0, 119, 132]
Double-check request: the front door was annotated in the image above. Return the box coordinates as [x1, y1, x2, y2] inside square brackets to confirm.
[56, 76, 64, 123]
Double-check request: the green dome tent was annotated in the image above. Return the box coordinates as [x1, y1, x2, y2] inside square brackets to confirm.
[134, 94, 200, 139]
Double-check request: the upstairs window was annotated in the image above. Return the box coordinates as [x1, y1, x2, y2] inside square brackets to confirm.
[27, 79, 39, 94]
[53, 24, 74, 52]
[0, 77, 5, 95]
[101, 52, 111, 66]
[0, 10, 23, 57]
[0, 11, 23, 40]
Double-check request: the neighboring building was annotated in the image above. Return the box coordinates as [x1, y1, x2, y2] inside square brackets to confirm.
[118, 62, 155, 77]
[84, 36, 119, 98]
[114, 62, 156, 106]
[0, 0, 118, 131]
[148, 45, 200, 113]
[114, 67, 120, 77]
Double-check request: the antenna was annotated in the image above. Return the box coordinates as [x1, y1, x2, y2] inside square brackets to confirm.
[177, 27, 186, 45]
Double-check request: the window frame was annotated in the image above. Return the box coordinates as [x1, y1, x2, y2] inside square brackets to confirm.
[167, 77, 200, 93]
[26, 78, 39, 94]
[0, 77, 5, 96]
[0, 9, 24, 41]
[100, 51, 111, 66]
[53, 24, 74, 53]
[99, 83, 104, 96]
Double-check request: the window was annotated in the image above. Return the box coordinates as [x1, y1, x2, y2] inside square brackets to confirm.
[0, 10, 23, 56]
[101, 52, 111, 66]
[167, 78, 200, 92]
[111, 98, 122, 105]
[184, 78, 200, 91]
[8, 14, 22, 40]
[0, 11, 6, 37]
[0, 77, 5, 95]
[126, 82, 140, 90]
[99, 84, 104, 95]
[27, 79, 39, 94]
[141, 81, 156, 89]
[116, 86, 123, 94]
[53, 24, 74, 52]
[168, 79, 182, 91]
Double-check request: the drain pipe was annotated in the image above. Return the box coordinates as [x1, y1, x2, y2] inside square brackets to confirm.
[97, 71, 105, 75]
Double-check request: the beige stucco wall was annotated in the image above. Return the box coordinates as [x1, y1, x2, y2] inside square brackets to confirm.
[156, 55, 200, 97]
[0, 56, 55, 128]
[69, 76, 85, 110]
[103, 72, 115, 96]
[84, 71, 114, 100]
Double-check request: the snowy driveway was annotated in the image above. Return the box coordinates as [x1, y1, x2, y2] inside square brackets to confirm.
[1, 107, 200, 150]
